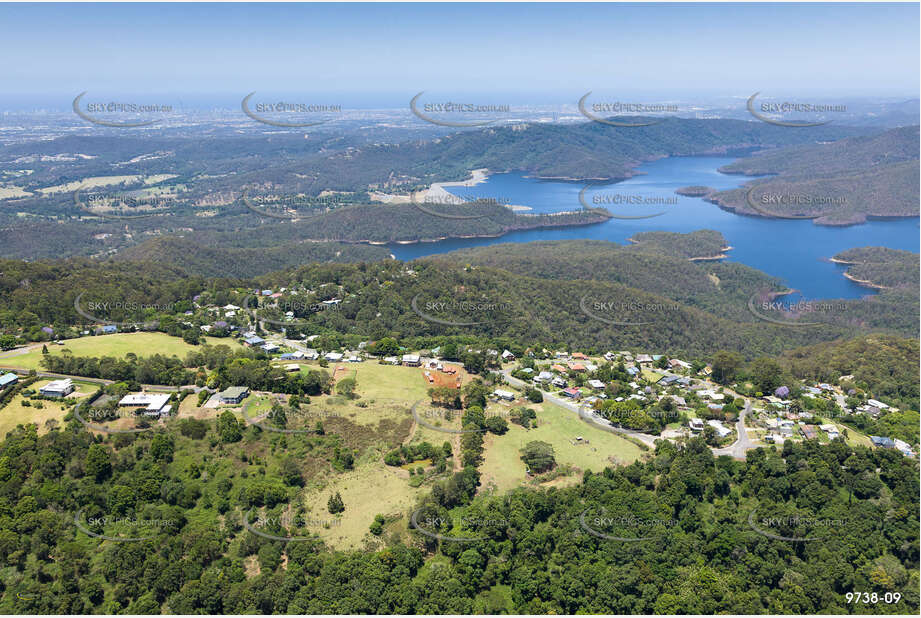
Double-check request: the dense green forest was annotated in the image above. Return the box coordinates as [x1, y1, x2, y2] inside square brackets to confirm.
[0, 421, 916, 614]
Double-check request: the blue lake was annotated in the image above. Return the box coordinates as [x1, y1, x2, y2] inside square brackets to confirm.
[389, 156, 919, 300]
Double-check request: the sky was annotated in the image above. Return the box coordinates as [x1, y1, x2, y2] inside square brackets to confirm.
[1, 2, 918, 107]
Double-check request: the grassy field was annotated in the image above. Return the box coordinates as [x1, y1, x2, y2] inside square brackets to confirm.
[0, 378, 97, 437]
[479, 401, 645, 494]
[1, 332, 240, 371]
[300, 461, 425, 550]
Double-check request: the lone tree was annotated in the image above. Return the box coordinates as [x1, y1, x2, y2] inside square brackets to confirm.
[520, 440, 555, 473]
[327, 491, 345, 514]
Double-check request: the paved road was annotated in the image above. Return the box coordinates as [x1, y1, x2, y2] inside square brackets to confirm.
[0, 366, 182, 392]
[500, 369, 660, 449]
[712, 400, 755, 459]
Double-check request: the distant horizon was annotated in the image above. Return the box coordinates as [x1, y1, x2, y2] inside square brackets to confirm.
[1, 92, 918, 114]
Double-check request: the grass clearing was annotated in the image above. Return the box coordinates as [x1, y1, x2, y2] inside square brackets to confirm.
[480, 401, 645, 494]
[300, 460, 425, 550]
[0, 378, 97, 437]
[2, 333, 240, 370]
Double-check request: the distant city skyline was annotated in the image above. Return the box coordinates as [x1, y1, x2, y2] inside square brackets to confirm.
[0, 2, 918, 106]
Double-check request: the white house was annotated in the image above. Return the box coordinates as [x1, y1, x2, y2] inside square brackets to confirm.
[40, 379, 74, 398]
[707, 419, 731, 438]
[324, 352, 344, 362]
[688, 418, 705, 432]
[493, 389, 516, 401]
[118, 392, 171, 417]
[402, 354, 421, 366]
[587, 379, 606, 390]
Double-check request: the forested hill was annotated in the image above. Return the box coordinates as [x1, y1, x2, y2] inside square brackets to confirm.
[113, 237, 392, 279]
[4, 235, 916, 359]
[832, 247, 920, 290]
[238, 117, 870, 193]
[706, 126, 920, 225]
[0, 426, 916, 614]
[780, 334, 920, 412]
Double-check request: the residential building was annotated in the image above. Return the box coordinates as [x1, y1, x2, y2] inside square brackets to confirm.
[0, 372, 18, 389]
[402, 354, 421, 366]
[325, 352, 344, 362]
[561, 387, 581, 399]
[534, 371, 553, 383]
[870, 436, 895, 448]
[40, 378, 74, 398]
[893, 439, 914, 457]
[118, 393, 172, 417]
[587, 379, 605, 390]
[493, 389, 516, 401]
[218, 386, 250, 404]
[688, 418, 705, 432]
[707, 419, 731, 438]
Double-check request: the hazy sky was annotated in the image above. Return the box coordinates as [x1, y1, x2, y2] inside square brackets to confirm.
[2, 2, 918, 104]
